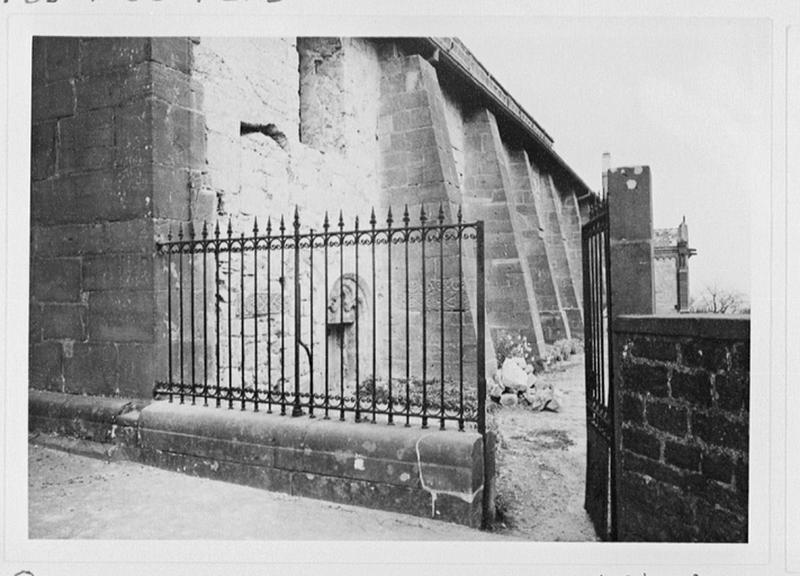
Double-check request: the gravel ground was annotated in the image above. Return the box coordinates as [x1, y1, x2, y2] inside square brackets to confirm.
[491, 355, 599, 541]
[28, 355, 596, 541]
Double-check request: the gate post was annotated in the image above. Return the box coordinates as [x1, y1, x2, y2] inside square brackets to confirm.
[606, 164, 655, 540]
[607, 166, 655, 318]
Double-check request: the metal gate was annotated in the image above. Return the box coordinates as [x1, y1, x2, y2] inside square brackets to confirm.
[581, 199, 616, 541]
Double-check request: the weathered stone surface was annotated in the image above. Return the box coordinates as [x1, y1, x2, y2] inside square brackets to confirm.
[31, 121, 57, 180]
[41, 304, 86, 341]
[80, 37, 151, 76]
[82, 254, 154, 291]
[701, 449, 735, 484]
[622, 426, 660, 459]
[116, 343, 156, 398]
[646, 400, 688, 436]
[621, 361, 669, 397]
[663, 440, 701, 471]
[615, 315, 749, 542]
[32, 258, 81, 302]
[691, 411, 748, 452]
[88, 290, 154, 343]
[63, 342, 118, 395]
[608, 166, 652, 241]
[136, 401, 488, 527]
[629, 335, 677, 362]
[622, 393, 644, 426]
[29, 341, 64, 391]
[33, 219, 155, 257]
[45, 37, 80, 82]
[151, 38, 193, 74]
[671, 369, 712, 408]
[32, 78, 75, 121]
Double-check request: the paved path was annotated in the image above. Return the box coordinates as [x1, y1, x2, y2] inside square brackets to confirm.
[28, 441, 514, 541]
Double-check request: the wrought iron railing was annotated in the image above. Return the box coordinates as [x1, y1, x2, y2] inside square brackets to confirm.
[582, 198, 613, 439]
[154, 205, 486, 433]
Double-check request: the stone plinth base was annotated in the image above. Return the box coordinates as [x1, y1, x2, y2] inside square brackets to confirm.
[29, 390, 488, 528]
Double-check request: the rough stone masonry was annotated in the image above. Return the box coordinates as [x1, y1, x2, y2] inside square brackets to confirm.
[29, 36, 593, 398]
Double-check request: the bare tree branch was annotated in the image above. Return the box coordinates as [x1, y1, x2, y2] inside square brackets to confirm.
[690, 285, 749, 314]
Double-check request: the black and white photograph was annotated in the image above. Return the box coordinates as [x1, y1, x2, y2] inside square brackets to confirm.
[0, 1, 794, 574]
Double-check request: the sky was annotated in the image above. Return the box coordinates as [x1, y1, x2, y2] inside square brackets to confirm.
[461, 18, 771, 301]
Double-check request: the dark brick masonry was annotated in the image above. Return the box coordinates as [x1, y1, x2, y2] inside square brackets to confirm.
[613, 315, 749, 542]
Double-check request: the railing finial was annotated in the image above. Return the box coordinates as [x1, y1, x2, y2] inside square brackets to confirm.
[370, 207, 377, 229]
[386, 206, 394, 227]
[253, 217, 259, 236]
[419, 204, 427, 224]
[457, 203, 463, 223]
[403, 204, 410, 227]
[202, 220, 208, 239]
[438, 202, 445, 225]
[323, 211, 330, 230]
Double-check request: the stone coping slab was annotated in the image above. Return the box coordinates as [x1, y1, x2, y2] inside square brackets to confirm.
[613, 314, 750, 340]
[29, 390, 489, 528]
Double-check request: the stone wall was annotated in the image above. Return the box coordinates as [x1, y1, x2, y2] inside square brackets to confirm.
[29, 37, 200, 398]
[614, 315, 749, 542]
[654, 256, 679, 314]
[30, 36, 591, 402]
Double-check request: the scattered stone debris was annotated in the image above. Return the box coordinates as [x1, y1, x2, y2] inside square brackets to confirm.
[490, 334, 583, 413]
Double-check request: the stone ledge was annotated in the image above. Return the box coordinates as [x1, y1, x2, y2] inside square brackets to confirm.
[29, 389, 144, 443]
[28, 390, 489, 528]
[139, 401, 485, 526]
[613, 314, 750, 340]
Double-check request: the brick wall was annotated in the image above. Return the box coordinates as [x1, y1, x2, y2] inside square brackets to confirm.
[614, 315, 750, 542]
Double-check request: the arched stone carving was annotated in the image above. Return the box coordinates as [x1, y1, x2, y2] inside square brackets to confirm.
[327, 274, 369, 324]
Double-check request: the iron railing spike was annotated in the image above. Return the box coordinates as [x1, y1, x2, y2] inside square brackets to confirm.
[153, 207, 487, 433]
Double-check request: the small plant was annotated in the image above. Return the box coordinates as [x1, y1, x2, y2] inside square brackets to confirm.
[358, 376, 479, 415]
[494, 331, 535, 370]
